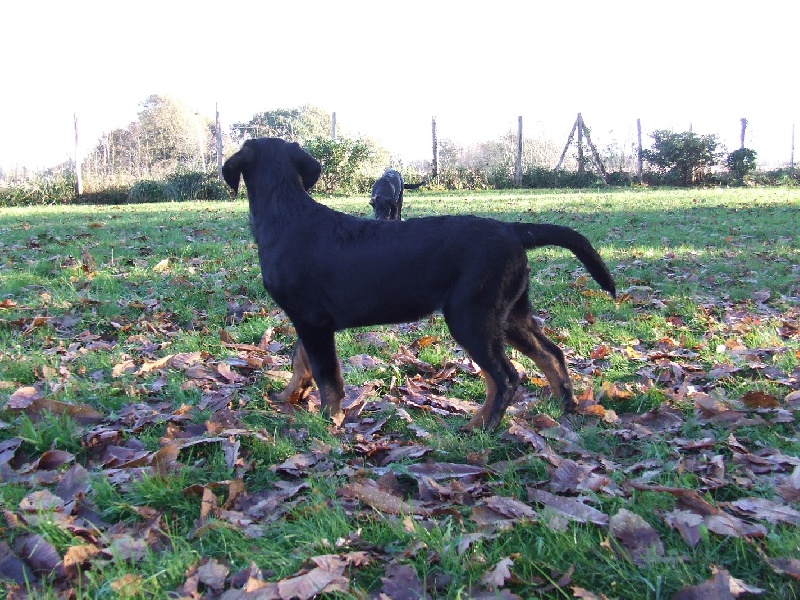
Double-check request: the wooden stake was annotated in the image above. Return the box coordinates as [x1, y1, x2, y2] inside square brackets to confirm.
[515, 116, 523, 187]
[577, 113, 585, 175]
[740, 118, 747, 149]
[431, 116, 438, 183]
[555, 116, 578, 170]
[73, 113, 83, 196]
[637, 118, 643, 182]
[216, 103, 223, 181]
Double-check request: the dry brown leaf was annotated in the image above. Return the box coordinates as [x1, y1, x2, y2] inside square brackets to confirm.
[379, 563, 428, 600]
[483, 496, 537, 520]
[0, 541, 35, 584]
[111, 573, 144, 595]
[13, 533, 65, 577]
[572, 586, 610, 599]
[663, 509, 705, 548]
[766, 557, 800, 580]
[112, 359, 137, 378]
[672, 565, 764, 599]
[739, 390, 779, 409]
[608, 509, 665, 565]
[197, 558, 230, 590]
[481, 557, 514, 589]
[728, 497, 800, 526]
[19, 490, 65, 513]
[341, 481, 430, 516]
[527, 488, 609, 526]
[276, 564, 349, 599]
[6, 386, 41, 409]
[406, 462, 486, 481]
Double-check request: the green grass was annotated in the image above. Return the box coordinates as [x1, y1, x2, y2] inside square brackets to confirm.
[1, 188, 799, 598]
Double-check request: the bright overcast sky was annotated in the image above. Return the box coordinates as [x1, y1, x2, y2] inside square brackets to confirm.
[1, 0, 797, 170]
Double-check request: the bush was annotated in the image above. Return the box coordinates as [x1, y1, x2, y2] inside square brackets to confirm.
[521, 167, 604, 189]
[642, 130, 722, 186]
[128, 180, 178, 203]
[165, 171, 231, 200]
[0, 170, 76, 206]
[726, 148, 758, 183]
[127, 172, 230, 203]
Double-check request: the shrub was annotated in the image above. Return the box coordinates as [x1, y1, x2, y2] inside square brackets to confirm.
[0, 170, 76, 206]
[726, 148, 758, 183]
[128, 180, 178, 203]
[642, 130, 722, 186]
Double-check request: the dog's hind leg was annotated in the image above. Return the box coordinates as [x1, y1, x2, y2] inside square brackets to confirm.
[504, 297, 578, 413]
[445, 306, 520, 431]
[274, 341, 314, 404]
[295, 327, 346, 426]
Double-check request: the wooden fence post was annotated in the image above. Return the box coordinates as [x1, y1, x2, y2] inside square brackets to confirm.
[514, 116, 523, 187]
[740, 118, 747, 149]
[577, 113, 584, 175]
[216, 104, 223, 181]
[555, 116, 578, 171]
[637, 118, 643, 182]
[431, 116, 438, 183]
[73, 113, 83, 196]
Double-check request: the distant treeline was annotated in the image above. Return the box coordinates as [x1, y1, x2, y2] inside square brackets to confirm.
[1, 97, 797, 207]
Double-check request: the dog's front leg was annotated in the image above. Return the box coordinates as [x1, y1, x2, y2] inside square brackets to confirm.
[296, 328, 345, 426]
[274, 341, 314, 404]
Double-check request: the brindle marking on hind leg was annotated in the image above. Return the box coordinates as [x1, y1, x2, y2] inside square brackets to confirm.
[274, 342, 314, 404]
[505, 300, 578, 413]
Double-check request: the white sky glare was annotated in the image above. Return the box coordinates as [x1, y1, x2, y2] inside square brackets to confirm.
[1, 0, 797, 170]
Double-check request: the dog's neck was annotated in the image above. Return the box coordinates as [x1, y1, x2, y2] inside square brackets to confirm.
[246, 176, 317, 244]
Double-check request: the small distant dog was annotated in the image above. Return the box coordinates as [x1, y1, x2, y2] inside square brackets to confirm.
[370, 169, 424, 220]
[223, 138, 616, 431]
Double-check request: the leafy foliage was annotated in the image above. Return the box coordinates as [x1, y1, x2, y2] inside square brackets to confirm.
[303, 136, 373, 194]
[642, 129, 723, 186]
[230, 105, 332, 144]
[727, 147, 759, 183]
[0, 167, 76, 207]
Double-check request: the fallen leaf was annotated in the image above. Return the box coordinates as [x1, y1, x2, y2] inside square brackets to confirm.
[527, 488, 609, 526]
[341, 481, 430, 516]
[608, 509, 665, 565]
[379, 562, 428, 600]
[728, 497, 800, 527]
[672, 565, 764, 599]
[481, 557, 514, 589]
[6, 386, 41, 409]
[739, 391, 779, 409]
[197, 558, 230, 590]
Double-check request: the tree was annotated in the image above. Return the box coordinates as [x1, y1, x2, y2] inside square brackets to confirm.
[302, 136, 372, 194]
[137, 95, 212, 174]
[642, 130, 722, 186]
[726, 148, 758, 183]
[231, 105, 331, 144]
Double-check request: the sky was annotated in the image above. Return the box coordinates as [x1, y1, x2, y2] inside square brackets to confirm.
[1, 0, 798, 171]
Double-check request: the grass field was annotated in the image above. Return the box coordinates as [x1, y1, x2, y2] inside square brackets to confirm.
[1, 187, 799, 599]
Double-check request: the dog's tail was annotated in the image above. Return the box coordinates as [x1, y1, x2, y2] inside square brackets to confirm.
[403, 182, 425, 190]
[512, 223, 616, 298]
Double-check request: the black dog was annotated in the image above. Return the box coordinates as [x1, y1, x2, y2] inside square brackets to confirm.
[370, 168, 423, 220]
[223, 138, 615, 430]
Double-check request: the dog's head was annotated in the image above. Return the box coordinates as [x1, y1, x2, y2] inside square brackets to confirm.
[370, 195, 396, 220]
[222, 138, 321, 195]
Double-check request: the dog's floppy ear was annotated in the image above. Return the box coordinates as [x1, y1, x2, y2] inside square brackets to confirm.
[286, 142, 321, 191]
[222, 144, 252, 194]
